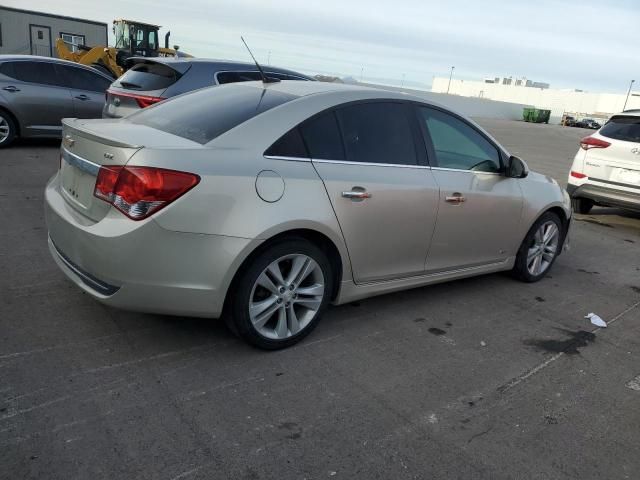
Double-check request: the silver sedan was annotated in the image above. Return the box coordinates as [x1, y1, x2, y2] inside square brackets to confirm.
[45, 81, 572, 349]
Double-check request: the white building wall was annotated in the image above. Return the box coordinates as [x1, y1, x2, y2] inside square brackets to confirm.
[432, 77, 640, 122]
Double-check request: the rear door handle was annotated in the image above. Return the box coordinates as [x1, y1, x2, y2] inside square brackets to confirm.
[2, 86, 20, 92]
[445, 193, 467, 204]
[342, 189, 372, 200]
[74, 94, 90, 101]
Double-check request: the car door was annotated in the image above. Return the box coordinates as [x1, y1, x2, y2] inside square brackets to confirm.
[308, 102, 440, 283]
[0, 60, 74, 136]
[416, 106, 524, 272]
[56, 65, 111, 119]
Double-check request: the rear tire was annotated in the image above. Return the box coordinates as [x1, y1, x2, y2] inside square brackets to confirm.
[229, 238, 333, 350]
[0, 110, 17, 148]
[512, 212, 564, 283]
[571, 197, 593, 214]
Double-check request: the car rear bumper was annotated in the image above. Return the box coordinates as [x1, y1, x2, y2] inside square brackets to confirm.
[45, 173, 253, 318]
[567, 182, 640, 212]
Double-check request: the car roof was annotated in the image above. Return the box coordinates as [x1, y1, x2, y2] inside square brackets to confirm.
[125, 56, 314, 79]
[0, 54, 113, 78]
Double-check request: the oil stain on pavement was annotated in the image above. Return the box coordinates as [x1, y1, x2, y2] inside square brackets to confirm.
[523, 329, 596, 355]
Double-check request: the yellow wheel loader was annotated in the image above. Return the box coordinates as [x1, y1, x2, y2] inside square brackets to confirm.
[55, 19, 191, 79]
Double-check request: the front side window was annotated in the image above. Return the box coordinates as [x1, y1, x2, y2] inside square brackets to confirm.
[9, 61, 59, 87]
[335, 102, 417, 165]
[419, 107, 501, 172]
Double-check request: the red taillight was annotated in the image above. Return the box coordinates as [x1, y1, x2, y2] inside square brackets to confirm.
[580, 136, 610, 150]
[93, 166, 199, 220]
[570, 171, 587, 179]
[107, 89, 165, 108]
[134, 95, 164, 108]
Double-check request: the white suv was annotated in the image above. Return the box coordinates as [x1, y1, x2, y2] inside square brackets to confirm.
[567, 110, 640, 213]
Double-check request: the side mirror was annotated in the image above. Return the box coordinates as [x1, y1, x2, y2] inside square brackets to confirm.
[506, 155, 529, 178]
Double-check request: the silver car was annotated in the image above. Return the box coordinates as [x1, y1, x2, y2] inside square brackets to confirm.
[45, 81, 572, 349]
[0, 55, 113, 147]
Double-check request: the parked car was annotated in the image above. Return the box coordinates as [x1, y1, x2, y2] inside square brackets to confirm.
[568, 111, 640, 213]
[0, 55, 113, 148]
[102, 57, 314, 118]
[46, 81, 572, 349]
[562, 115, 577, 127]
[575, 118, 601, 129]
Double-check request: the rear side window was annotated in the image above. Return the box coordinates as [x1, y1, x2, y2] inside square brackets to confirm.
[115, 62, 180, 91]
[265, 128, 308, 158]
[56, 65, 111, 92]
[335, 102, 417, 165]
[300, 111, 345, 160]
[216, 71, 262, 84]
[129, 84, 297, 144]
[599, 116, 640, 143]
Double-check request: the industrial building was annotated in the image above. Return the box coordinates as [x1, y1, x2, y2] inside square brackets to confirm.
[0, 6, 107, 57]
[432, 76, 639, 123]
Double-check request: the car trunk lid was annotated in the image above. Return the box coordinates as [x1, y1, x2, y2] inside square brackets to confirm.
[583, 128, 640, 189]
[59, 118, 198, 222]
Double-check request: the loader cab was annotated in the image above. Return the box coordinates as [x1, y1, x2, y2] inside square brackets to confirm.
[113, 20, 160, 58]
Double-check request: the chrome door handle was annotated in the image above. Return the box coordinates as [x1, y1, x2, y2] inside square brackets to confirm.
[2, 86, 20, 92]
[342, 190, 372, 200]
[445, 193, 467, 204]
[74, 94, 89, 101]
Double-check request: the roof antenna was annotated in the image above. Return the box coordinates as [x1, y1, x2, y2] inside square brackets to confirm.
[241, 36, 279, 84]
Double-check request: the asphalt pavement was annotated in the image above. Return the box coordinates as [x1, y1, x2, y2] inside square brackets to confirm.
[1, 121, 639, 480]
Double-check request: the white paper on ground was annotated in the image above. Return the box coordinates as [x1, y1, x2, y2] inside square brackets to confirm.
[585, 312, 607, 328]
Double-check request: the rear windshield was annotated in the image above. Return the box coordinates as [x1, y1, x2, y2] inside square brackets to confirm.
[128, 84, 297, 144]
[114, 62, 181, 91]
[599, 115, 640, 143]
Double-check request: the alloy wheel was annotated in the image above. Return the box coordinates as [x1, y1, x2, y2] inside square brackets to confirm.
[0, 116, 10, 144]
[526, 221, 559, 276]
[249, 254, 325, 340]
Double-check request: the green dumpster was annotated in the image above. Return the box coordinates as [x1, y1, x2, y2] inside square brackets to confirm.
[523, 108, 551, 124]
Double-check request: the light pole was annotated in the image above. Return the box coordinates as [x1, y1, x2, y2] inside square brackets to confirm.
[401, 73, 405, 88]
[360, 67, 364, 83]
[623, 79, 635, 111]
[267, 51, 271, 65]
[447, 66, 455, 94]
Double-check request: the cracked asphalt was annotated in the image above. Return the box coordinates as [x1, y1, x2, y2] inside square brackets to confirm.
[1, 120, 640, 479]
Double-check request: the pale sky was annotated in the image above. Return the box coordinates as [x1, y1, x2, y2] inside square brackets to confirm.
[8, 0, 639, 93]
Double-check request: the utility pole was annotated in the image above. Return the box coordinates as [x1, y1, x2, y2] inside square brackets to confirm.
[447, 66, 455, 94]
[623, 79, 635, 111]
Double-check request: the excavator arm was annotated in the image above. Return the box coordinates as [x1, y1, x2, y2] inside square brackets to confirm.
[55, 38, 122, 79]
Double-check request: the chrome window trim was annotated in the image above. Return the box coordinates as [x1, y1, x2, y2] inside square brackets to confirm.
[264, 155, 311, 162]
[430, 166, 502, 176]
[312, 158, 431, 169]
[61, 148, 101, 176]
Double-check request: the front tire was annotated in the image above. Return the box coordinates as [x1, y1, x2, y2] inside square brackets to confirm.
[0, 111, 17, 148]
[229, 239, 333, 350]
[571, 197, 593, 214]
[512, 212, 563, 282]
